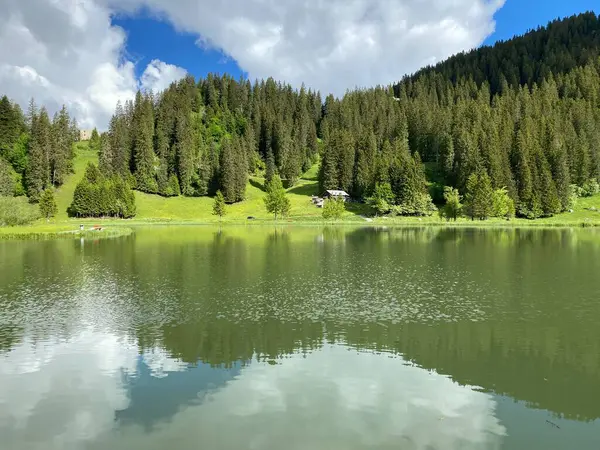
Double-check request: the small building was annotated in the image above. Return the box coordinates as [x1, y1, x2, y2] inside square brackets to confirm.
[79, 129, 94, 141]
[323, 190, 350, 202]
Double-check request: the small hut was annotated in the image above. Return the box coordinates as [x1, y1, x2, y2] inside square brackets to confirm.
[323, 190, 350, 202]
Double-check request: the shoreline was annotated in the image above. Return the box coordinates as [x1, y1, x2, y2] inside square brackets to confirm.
[2, 216, 600, 240]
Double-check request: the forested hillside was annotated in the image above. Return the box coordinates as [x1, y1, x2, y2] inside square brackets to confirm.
[2, 12, 600, 222]
[0, 98, 78, 201]
[403, 11, 600, 94]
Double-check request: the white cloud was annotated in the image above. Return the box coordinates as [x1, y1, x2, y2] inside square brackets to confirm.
[0, 0, 186, 130]
[0, 0, 503, 129]
[140, 59, 188, 93]
[104, 0, 504, 95]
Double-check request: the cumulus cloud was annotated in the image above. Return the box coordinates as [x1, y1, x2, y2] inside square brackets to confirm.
[106, 0, 504, 95]
[0, 0, 186, 130]
[140, 59, 188, 93]
[0, 0, 503, 129]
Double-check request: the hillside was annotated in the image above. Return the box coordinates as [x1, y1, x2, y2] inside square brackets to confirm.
[54, 141, 368, 222]
[400, 11, 600, 94]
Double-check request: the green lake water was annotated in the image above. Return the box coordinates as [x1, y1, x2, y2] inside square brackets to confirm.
[0, 226, 599, 449]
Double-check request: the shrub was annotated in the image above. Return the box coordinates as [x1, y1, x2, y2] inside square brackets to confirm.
[0, 196, 40, 226]
[322, 197, 346, 220]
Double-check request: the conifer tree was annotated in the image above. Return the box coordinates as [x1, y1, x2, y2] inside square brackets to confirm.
[219, 138, 237, 203]
[39, 188, 57, 219]
[264, 174, 290, 219]
[50, 106, 72, 186]
[175, 112, 195, 196]
[25, 107, 52, 201]
[464, 170, 494, 220]
[133, 93, 157, 193]
[212, 190, 226, 219]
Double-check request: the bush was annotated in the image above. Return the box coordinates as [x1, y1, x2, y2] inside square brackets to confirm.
[492, 187, 515, 219]
[322, 197, 346, 220]
[580, 179, 600, 197]
[442, 186, 462, 221]
[0, 196, 40, 226]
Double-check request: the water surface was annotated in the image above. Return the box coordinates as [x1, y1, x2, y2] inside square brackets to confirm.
[1, 226, 599, 449]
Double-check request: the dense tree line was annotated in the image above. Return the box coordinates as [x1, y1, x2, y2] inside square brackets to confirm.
[321, 52, 600, 218]
[404, 12, 600, 95]
[68, 163, 136, 218]
[0, 96, 77, 201]
[98, 74, 322, 203]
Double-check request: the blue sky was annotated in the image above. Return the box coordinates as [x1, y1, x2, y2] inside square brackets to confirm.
[115, 1, 599, 83]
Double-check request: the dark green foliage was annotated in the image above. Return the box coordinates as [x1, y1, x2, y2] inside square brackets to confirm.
[212, 190, 226, 218]
[265, 150, 276, 185]
[403, 12, 600, 95]
[0, 96, 24, 157]
[25, 108, 52, 201]
[322, 197, 346, 220]
[132, 92, 158, 193]
[464, 171, 495, 220]
[69, 163, 136, 218]
[264, 174, 290, 219]
[0, 159, 15, 197]
[39, 188, 57, 219]
[165, 174, 181, 197]
[50, 106, 72, 186]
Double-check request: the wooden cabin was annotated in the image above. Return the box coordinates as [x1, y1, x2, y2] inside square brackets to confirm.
[323, 190, 350, 202]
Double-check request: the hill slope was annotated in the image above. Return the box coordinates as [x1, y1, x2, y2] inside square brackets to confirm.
[399, 12, 600, 94]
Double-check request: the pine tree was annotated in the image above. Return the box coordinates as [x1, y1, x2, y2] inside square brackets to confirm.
[264, 174, 290, 219]
[25, 107, 52, 201]
[0, 96, 20, 157]
[265, 150, 276, 186]
[39, 188, 57, 219]
[50, 106, 72, 186]
[175, 112, 195, 196]
[133, 93, 157, 193]
[89, 128, 101, 153]
[212, 190, 226, 218]
[464, 170, 494, 220]
[219, 138, 237, 203]
[0, 159, 15, 196]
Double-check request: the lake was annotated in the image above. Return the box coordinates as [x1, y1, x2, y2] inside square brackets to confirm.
[1, 226, 599, 449]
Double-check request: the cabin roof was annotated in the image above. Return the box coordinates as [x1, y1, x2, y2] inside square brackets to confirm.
[325, 189, 349, 196]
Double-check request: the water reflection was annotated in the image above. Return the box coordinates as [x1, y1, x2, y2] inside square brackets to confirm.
[1, 226, 600, 449]
[0, 332, 506, 450]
